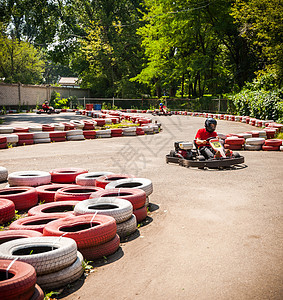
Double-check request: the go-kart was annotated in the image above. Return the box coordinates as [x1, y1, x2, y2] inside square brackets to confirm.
[36, 107, 60, 114]
[166, 138, 245, 169]
[152, 109, 172, 116]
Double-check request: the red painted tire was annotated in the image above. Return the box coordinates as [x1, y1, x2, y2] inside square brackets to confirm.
[92, 119, 106, 126]
[83, 131, 96, 139]
[264, 139, 282, 147]
[133, 205, 147, 223]
[224, 137, 245, 145]
[49, 131, 66, 138]
[9, 214, 70, 233]
[95, 174, 135, 189]
[0, 198, 15, 224]
[43, 214, 117, 248]
[28, 200, 78, 216]
[0, 142, 7, 149]
[224, 144, 243, 150]
[0, 230, 42, 245]
[90, 188, 146, 210]
[111, 129, 123, 134]
[0, 187, 38, 211]
[42, 124, 54, 132]
[61, 123, 75, 130]
[262, 145, 280, 151]
[13, 127, 29, 133]
[14, 132, 33, 140]
[50, 168, 88, 183]
[0, 259, 37, 300]
[54, 186, 103, 201]
[0, 137, 7, 143]
[17, 139, 34, 146]
[79, 234, 120, 260]
[36, 184, 75, 203]
[30, 284, 44, 300]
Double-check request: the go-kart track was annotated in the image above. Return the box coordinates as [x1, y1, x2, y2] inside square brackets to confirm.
[0, 113, 282, 300]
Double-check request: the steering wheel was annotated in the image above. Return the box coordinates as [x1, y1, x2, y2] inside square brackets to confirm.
[206, 137, 215, 141]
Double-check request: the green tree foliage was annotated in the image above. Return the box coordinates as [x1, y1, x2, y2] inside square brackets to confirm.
[0, 33, 45, 83]
[231, 0, 283, 85]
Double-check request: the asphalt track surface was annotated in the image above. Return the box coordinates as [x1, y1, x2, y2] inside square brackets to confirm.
[0, 113, 282, 299]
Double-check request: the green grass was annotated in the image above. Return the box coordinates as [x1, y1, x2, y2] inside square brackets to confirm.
[275, 132, 283, 139]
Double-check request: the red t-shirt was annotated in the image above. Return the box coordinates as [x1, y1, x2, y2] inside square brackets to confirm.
[195, 128, 217, 145]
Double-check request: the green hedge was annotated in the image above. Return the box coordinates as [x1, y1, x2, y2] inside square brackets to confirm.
[230, 89, 283, 122]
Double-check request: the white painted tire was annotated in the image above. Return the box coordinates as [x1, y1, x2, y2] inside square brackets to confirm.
[0, 127, 13, 134]
[105, 178, 153, 196]
[34, 138, 51, 144]
[33, 132, 49, 139]
[66, 129, 83, 136]
[36, 251, 83, 289]
[8, 170, 51, 187]
[245, 138, 265, 145]
[0, 134, 18, 144]
[28, 126, 42, 132]
[0, 166, 8, 183]
[76, 171, 114, 186]
[116, 214, 137, 238]
[244, 144, 262, 151]
[74, 197, 133, 224]
[70, 120, 84, 129]
[0, 236, 78, 275]
[67, 135, 85, 141]
[50, 123, 65, 131]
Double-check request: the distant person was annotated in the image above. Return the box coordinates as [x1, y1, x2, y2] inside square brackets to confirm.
[42, 101, 49, 112]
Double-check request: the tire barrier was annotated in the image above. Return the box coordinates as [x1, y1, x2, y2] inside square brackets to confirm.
[54, 186, 103, 201]
[116, 214, 137, 238]
[83, 130, 96, 139]
[0, 259, 37, 300]
[8, 171, 51, 187]
[50, 168, 88, 183]
[0, 166, 8, 183]
[0, 198, 15, 224]
[133, 205, 148, 223]
[90, 188, 146, 210]
[105, 178, 153, 196]
[0, 187, 38, 211]
[43, 214, 119, 259]
[0, 236, 78, 275]
[33, 132, 51, 144]
[0, 127, 13, 134]
[74, 197, 133, 224]
[0, 136, 7, 149]
[66, 129, 85, 141]
[75, 171, 114, 186]
[0, 230, 42, 245]
[29, 126, 43, 132]
[1, 134, 18, 146]
[28, 200, 78, 216]
[9, 213, 70, 233]
[96, 129, 111, 138]
[49, 131, 66, 142]
[95, 174, 135, 189]
[36, 184, 75, 203]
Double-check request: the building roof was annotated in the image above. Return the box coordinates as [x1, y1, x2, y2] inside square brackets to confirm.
[58, 77, 80, 86]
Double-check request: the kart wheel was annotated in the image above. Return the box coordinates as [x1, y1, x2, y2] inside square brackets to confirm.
[233, 152, 240, 158]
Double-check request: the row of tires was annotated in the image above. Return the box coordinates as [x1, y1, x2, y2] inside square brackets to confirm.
[0, 168, 154, 292]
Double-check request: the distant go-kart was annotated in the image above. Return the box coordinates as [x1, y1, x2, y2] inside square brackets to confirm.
[152, 109, 172, 116]
[36, 107, 60, 115]
[166, 138, 245, 169]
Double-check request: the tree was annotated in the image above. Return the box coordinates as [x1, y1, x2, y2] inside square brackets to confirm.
[231, 0, 283, 86]
[0, 33, 45, 83]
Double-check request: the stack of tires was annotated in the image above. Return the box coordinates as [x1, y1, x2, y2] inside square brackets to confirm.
[0, 136, 7, 149]
[50, 123, 65, 131]
[66, 129, 85, 141]
[49, 131, 66, 142]
[95, 129, 111, 138]
[28, 126, 42, 132]
[123, 127, 136, 136]
[70, 120, 84, 129]
[111, 128, 123, 137]
[224, 137, 245, 150]
[42, 124, 55, 132]
[14, 132, 34, 146]
[0, 134, 18, 146]
[74, 197, 136, 239]
[83, 130, 96, 139]
[0, 236, 83, 290]
[0, 166, 8, 183]
[244, 137, 265, 151]
[43, 214, 120, 261]
[33, 132, 51, 144]
[141, 125, 154, 134]
[0, 127, 13, 134]
[262, 139, 282, 151]
[0, 259, 44, 300]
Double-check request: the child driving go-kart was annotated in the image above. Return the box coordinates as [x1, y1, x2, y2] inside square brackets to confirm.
[195, 118, 231, 159]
